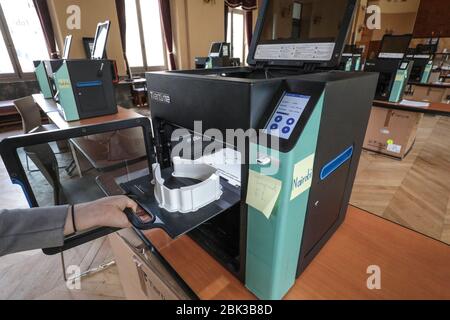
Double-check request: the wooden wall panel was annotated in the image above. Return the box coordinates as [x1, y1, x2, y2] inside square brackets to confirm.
[413, 0, 450, 37]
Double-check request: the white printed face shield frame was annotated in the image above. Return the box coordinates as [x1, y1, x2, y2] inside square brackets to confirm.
[152, 157, 223, 213]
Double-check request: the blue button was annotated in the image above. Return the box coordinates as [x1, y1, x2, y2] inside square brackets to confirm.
[275, 116, 283, 123]
[270, 124, 279, 130]
[282, 126, 291, 134]
[287, 118, 295, 125]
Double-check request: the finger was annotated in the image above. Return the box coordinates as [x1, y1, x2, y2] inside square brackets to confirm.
[125, 197, 139, 212]
[112, 195, 135, 211]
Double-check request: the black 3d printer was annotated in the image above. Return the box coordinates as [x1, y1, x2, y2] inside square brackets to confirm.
[139, 0, 377, 299]
[35, 21, 118, 122]
[364, 34, 413, 102]
[195, 42, 241, 69]
[406, 42, 437, 84]
[3, 0, 378, 300]
[339, 44, 363, 71]
[34, 35, 73, 99]
[53, 21, 118, 122]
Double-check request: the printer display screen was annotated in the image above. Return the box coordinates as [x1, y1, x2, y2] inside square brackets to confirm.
[265, 93, 311, 140]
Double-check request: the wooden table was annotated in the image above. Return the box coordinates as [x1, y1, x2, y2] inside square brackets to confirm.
[118, 78, 147, 86]
[405, 82, 450, 104]
[373, 99, 450, 116]
[409, 82, 450, 89]
[32, 93, 143, 129]
[32, 93, 145, 172]
[32, 94, 59, 114]
[0, 99, 21, 129]
[97, 161, 450, 300]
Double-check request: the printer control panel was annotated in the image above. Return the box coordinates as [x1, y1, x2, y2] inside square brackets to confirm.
[258, 80, 325, 153]
[265, 93, 311, 140]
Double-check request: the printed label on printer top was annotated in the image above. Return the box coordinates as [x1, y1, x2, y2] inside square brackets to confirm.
[254, 43, 335, 61]
[291, 154, 315, 201]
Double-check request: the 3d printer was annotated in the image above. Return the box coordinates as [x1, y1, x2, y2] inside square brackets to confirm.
[34, 35, 72, 99]
[406, 43, 437, 84]
[195, 42, 240, 69]
[339, 44, 363, 72]
[137, 0, 377, 299]
[53, 21, 118, 122]
[364, 34, 413, 102]
[35, 21, 118, 122]
[3, 0, 378, 300]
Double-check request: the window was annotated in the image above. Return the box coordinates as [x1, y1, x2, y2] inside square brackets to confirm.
[0, 0, 49, 79]
[227, 7, 247, 66]
[0, 30, 13, 74]
[125, 0, 166, 72]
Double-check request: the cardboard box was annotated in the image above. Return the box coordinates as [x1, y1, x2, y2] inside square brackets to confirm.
[363, 107, 423, 159]
[109, 231, 191, 300]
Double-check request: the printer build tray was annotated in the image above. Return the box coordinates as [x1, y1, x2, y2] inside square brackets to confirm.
[120, 168, 241, 239]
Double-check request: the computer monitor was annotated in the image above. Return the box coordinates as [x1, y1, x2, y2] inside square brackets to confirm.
[91, 21, 110, 60]
[62, 35, 72, 60]
[378, 34, 412, 59]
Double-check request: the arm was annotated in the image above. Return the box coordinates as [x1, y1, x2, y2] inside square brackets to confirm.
[0, 196, 137, 257]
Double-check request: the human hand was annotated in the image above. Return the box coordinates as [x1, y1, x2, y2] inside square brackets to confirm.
[65, 196, 138, 235]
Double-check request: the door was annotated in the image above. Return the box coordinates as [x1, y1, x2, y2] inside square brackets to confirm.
[0, 117, 154, 254]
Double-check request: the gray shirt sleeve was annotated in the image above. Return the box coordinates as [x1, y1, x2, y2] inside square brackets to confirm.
[0, 206, 69, 257]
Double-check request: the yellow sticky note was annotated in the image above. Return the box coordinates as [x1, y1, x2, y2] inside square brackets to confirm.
[291, 154, 315, 201]
[246, 170, 282, 219]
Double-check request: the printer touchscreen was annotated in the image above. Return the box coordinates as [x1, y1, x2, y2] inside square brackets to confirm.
[265, 93, 311, 140]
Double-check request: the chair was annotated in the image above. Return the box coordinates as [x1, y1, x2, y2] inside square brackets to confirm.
[13, 96, 57, 134]
[131, 83, 148, 108]
[14, 96, 70, 172]
[24, 143, 105, 206]
[25, 143, 107, 281]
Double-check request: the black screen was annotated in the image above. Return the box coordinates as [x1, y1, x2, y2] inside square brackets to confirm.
[343, 44, 355, 54]
[92, 21, 110, 60]
[63, 35, 72, 60]
[259, 0, 349, 44]
[210, 43, 222, 55]
[378, 35, 412, 58]
[253, 0, 352, 63]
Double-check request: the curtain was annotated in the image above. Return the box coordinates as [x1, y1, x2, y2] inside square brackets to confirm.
[224, 3, 229, 41]
[225, 0, 257, 48]
[115, 0, 131, 77]
[159, 0, 176, 70]
[245, 10, 253, 48]
[33, 0, 58, 58]
[224, 0, 257, 11]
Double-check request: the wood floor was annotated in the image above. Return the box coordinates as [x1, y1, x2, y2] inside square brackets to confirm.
[351, 115, 450, 245]
[0, 130, 125, 300]
[0, 114, 449, 299]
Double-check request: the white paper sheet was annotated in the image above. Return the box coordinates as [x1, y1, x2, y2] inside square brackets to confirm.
[399, 100, 430, 108]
